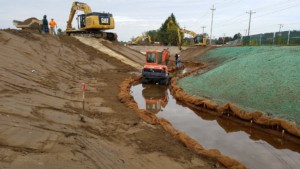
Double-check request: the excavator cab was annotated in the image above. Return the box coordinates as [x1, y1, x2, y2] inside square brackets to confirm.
[146, 52, 163, 64]
[74, 12, 113, 30]
[194, 35, 203, 44]
[177, 28, 207, 49]
[142, 50, 170, 85]
[194, 35, 207, 46]
[77, 14, 86, 28]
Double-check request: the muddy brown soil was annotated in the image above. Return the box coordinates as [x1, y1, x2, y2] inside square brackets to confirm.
[179, 46, 216, 61]
[128, 45, 215, 62]
[0, 30, 223, 169]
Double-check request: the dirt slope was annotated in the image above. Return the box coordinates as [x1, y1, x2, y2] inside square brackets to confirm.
[0, 30, 222, 169]
[102, 41, 146, 66]
[128, 45, 182, 58]
[128, 45, 214, 62]
[179, 46, 216, 61]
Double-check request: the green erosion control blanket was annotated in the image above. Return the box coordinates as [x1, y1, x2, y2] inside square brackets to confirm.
[179, 46, 300, 124]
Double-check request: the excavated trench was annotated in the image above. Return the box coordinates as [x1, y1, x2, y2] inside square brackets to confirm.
[121, 64, 300, 169]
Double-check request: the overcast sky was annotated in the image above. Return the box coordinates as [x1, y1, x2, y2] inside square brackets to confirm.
[1, 0, 299, 41]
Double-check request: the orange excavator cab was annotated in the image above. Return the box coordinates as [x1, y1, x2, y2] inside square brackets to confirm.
[142, 50, 171, 85]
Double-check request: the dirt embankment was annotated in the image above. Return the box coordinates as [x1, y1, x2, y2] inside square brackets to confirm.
[179, 46, 217, 61]
[128, 45, 215, 62]
[0, 30, 222, 169]
[128, 45, 182, 59]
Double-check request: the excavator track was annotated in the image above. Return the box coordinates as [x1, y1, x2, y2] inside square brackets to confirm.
[67, 30, 117, 41]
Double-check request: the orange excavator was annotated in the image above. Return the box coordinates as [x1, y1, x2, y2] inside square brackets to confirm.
[141, 50, 170, 85]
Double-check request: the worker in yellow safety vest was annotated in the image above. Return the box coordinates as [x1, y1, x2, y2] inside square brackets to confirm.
[49, 18, 57, 35]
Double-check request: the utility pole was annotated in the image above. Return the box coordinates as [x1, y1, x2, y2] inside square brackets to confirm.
[278, 24, 283, 32]
[223, 33, 225, 45]
[246, 10, 256, 36]
[210, 5, 216, 45]
[201, 26, 206, 34]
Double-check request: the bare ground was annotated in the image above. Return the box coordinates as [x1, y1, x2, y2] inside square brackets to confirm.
[0, 30, 222, 169]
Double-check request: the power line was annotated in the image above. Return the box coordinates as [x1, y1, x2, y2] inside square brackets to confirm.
[201, 26, 206, 34]
[253, 0, 297, 11]
[189, 10, 211, 31]
[244, 29, 248, 36]
[278, 24, 284, 32]
[214, 3, 299, 29]
[184, 0, 299, 38]
[214, 13, 247, 28]
[254, 4, 300, 19]
[210, 4, 216, 45]
[246, 10, 256, 36]
[214, 0, 245, 12]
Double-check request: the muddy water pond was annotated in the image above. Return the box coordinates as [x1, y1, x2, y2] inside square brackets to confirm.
[131, 84, 300, 169]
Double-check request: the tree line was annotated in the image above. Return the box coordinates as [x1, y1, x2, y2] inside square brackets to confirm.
[135, 13, 242, 46]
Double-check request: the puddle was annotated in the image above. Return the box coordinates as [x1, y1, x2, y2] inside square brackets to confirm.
[131, 84, 300, 169]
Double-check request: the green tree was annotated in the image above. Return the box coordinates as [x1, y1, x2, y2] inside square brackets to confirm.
[145, 30, 159, 42]
[158, 13, 180, 45]
[216, 36, 233, 45]
[233, 33, 242, 40]
[144, 13, 180, 45]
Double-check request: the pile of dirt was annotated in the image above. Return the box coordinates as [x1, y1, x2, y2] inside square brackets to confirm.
[17, 17, 40, 26]
[0, 30, 222, 169]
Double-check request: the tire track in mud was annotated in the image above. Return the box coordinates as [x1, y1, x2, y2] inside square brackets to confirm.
[74, 36, 142, 70]
[75, 137, 126, 169]
[1, 79, 82, 102]
[102, 41, 145, 66]
[0, 122, 59, 154]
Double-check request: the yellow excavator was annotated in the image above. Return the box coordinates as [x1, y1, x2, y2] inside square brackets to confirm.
[129, 35, 151, 45]
[177, 28, 207, 50]
[66, 1, 117, 40]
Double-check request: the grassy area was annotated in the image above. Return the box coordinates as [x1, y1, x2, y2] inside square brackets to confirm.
[179, 46, 300, 124]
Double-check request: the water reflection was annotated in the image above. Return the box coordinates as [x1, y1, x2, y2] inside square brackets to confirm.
[131, 84, 300, 169]
[142, 84, 168, 114]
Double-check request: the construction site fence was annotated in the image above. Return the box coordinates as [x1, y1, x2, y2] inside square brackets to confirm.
[242, 30, 300, 46]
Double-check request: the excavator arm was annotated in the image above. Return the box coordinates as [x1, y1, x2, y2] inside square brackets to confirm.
[67, 1, 92, 30]
[177, 28, 206, 49]
[178, 28, 197, 37]
[177, 28, 182, 50]
[147, 35, 152, 44]
[131, 35, 152, 45]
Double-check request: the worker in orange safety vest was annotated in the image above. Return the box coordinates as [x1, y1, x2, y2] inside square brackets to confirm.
[49, 18, 57, 35]
[162, 48, 169, 66]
